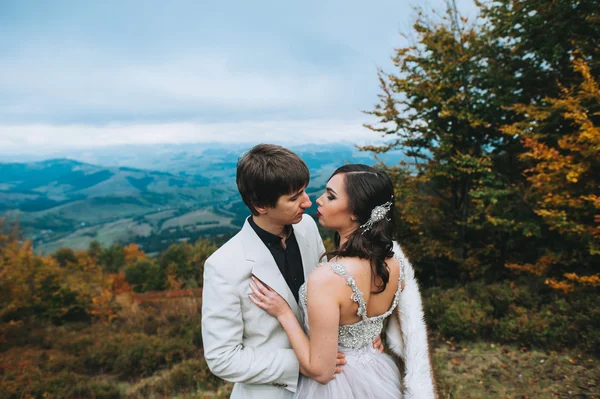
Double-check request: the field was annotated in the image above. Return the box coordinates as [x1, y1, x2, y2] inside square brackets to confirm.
[143, 210, 178, 228]
[160, 209, 233, 230]
[34, 219, 151, 254]
[30, 206, 239, 254]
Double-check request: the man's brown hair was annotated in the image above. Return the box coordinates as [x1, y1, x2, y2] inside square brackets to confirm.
[236, 144, 310, 216]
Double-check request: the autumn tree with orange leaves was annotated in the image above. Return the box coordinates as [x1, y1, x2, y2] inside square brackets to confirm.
[365, 0, 599, 291]
[503, 55, 600, 291]
[0, 220, 134, 337]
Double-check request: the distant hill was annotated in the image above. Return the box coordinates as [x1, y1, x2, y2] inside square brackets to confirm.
[0, 159, 237, 253]
[0, 143, 407, 253]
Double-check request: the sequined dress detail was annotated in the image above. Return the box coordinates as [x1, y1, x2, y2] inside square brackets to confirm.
[293, 255, 406, 399]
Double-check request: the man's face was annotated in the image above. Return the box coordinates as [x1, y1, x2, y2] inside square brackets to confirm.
[265, 186, 312, 225]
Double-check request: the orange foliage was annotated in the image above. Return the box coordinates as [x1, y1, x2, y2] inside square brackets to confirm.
[545, 278, 575, 294]
[515, 56, 599, 248]
[564, 273, 600, 288]
[89, 289, 120, 325]
[505, 254, 557, 277]
[503, 54, 599, 289]
[0, 220, 123, 330]
[123, 243, 146, 264]
[108, 272, 132, 295]
[166, 263, 184, 290]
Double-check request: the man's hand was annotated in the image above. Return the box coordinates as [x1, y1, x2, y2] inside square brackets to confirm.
[373, 335, 384, 353]
[335, 352, 347, 374]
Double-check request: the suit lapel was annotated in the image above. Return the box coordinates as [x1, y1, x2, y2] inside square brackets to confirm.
[241, 221, 300, 318]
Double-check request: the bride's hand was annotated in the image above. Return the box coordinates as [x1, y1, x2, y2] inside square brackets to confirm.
[249, 276, 292, 319]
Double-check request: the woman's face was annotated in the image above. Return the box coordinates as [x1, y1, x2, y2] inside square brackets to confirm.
[316, 173, 358, 232]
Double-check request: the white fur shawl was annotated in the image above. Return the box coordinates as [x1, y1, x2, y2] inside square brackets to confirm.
[386, 242, 437, 398]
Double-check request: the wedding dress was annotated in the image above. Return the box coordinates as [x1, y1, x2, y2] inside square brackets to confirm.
[293, 243, 436, 399]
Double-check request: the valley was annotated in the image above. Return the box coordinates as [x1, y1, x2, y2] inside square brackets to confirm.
[0, 142, 406, 253]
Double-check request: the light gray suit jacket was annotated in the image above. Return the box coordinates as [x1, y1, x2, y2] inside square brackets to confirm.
[202, 215, 325, 399]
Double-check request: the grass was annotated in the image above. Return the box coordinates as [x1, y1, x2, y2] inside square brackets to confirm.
[121, 337, 599, 398]
[123, 358, 231, 398]
[431, 337, 599, 398]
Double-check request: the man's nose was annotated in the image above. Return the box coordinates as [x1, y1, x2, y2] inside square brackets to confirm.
[301, 193, 312, 209]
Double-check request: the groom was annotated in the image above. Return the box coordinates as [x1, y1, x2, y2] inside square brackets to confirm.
[202, 144, 335, 398]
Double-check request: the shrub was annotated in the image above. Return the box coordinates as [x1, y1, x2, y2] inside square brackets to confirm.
[0, 355, 122, 399]
[158, 314, 203, 349]
[81, 332, 197, 379]
[128, 358, 225, 398]
[423, 281, 600, 354]
[426, 286, 494, 340]
[125, 259, 165, 293]
[99, 244, 126, 273]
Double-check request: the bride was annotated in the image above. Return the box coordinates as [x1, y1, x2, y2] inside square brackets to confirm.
[249, 164, 436, 398]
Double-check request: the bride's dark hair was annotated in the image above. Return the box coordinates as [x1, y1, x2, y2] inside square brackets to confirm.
[324, 164, 396, 293]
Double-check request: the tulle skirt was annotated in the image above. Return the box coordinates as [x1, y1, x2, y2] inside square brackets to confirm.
[293, 345, 402, 399]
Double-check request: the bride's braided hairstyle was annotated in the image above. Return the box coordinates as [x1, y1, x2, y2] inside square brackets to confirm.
[324, 164, 396, 293]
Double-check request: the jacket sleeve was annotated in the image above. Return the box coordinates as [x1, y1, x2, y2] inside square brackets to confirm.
[201, 257, 300, 391]
[386, 242, 437, 399]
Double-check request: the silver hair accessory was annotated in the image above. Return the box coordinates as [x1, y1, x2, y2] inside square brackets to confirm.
[359, 197, 393, 233]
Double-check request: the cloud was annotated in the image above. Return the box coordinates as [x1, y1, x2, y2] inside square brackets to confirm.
[0, 0, 480, 146]
[0, 119, 383, 154]
[0, 47, 352, 123]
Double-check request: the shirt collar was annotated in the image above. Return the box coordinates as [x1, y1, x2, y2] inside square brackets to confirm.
[248, 216, 293, 247]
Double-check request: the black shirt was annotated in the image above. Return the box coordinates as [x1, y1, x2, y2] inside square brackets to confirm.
[248, 217, 305, 303]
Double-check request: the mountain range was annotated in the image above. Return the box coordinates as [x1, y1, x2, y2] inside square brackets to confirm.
[0, 143, 406, 254]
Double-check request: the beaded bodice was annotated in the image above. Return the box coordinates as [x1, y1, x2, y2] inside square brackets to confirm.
[299, 254, 406, 349]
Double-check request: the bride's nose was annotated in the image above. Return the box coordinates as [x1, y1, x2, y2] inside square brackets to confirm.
[316, 195, 323, 206]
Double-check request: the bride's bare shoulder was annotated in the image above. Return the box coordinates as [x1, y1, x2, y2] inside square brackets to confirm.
[307, 261, 350, 288]
[328, 256, 369, 272]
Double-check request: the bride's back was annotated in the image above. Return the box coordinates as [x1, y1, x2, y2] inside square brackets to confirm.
[330, 255, 402, 326]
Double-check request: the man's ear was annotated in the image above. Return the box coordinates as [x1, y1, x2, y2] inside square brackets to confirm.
[254, 204, 269, 215]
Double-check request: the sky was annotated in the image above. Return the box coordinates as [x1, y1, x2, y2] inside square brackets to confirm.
[0, 0, 478, 154]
